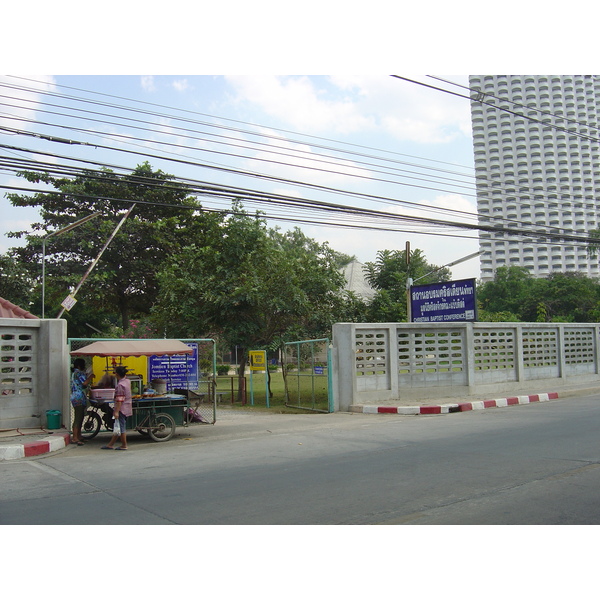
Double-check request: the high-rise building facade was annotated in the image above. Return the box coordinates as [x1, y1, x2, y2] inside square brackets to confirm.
[469, 75, 600, 281]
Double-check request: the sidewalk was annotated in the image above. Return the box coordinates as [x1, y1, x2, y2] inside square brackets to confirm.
[349, 381, 600, 415]
[0, 428, 71, 461]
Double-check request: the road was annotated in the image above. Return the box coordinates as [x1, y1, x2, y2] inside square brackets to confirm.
[2, 395, 600, 525]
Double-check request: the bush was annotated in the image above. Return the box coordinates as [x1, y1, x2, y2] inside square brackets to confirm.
[216, 364, 230, 376]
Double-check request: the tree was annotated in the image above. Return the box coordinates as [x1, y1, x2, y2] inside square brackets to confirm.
[152, 204, 347, 398]
[519, 272, 600, 322]
[363, 248, 451, 322]
[477, 266, 533, 316]
[0, 250, 38, 312]
[477, 267, 600, 323]
[6, 162, 199, 334]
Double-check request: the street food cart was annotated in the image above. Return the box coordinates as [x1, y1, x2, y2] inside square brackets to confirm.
[70, 339, 215, 442]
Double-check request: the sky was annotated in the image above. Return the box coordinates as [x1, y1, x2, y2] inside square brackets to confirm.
[0, 73, 483, 280]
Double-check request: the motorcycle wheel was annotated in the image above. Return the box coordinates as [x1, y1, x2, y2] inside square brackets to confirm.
[81, 411, 102, 439]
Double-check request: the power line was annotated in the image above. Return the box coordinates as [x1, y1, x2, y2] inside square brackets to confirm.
[6, 75, 474, 172]
[427, 74, 600, 135]
[3, 76, 597, 222]
[391, 74, 600, 144]
[3, 155, 598, 248]
[4, 76, 600, 254]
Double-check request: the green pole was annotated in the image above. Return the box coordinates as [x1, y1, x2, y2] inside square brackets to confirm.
[327, 340, 333, 413]
[266, 364, 270, 408]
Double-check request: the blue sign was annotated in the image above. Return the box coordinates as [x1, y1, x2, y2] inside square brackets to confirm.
[410, 278, 477, 323]
[148, 342, 198, 389]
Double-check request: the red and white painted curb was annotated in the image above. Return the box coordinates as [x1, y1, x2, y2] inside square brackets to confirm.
[355, 392, 560, 416]
[0, 431, 71, 461]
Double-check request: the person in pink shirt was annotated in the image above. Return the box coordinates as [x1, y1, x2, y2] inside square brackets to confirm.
[101, 366, 132, 450]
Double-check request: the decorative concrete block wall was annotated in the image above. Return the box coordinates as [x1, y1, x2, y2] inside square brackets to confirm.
[0, 318, 69, 429]
[332, 322, 600, 411]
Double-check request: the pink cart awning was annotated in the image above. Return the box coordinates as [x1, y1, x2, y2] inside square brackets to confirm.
[70, 339, 194, 357]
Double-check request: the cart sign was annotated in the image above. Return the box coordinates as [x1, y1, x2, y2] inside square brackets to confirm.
[410, 278, 477, 323]
[148, 342, 198, 388]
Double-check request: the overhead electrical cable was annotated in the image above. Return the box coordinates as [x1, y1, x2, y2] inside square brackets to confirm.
[0, 112, 480, 197]
[2, 81, 593, 219]
[0, 138, 482, 225]
[3, 180, 596, 246]
[391, 75, 600, 144]
[2, 150, 596, 247]
[5, 75, 475, 172]
[2, 141, 594, 242]
[0, 89, 477, 185]
[426, 74, 600, 134]
[4, 76, 600, 251]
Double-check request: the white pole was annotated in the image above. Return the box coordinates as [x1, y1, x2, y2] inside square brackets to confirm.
[56, 204, 136, 318]
[41, 212, 101, 318]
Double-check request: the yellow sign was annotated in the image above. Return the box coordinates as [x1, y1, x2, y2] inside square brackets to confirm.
[91, 355, 148, 386]
[249, 350, 267, 371]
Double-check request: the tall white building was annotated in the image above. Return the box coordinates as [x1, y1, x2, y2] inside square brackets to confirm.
[469, 75, 600, 281]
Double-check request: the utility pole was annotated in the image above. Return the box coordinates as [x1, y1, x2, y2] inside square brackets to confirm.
[56, 204, 136, 318]
[41, 212, 101, 318]
[405, 241, 412, 322]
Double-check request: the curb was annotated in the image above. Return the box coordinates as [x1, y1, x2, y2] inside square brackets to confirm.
[0, 432, 71, 461]
[353, 392, 560, 416]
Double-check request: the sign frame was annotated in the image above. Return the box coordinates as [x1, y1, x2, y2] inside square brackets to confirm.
[410, 278, 477, 323]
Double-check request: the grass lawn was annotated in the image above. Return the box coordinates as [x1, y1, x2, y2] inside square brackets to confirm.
[216, 370, 330, 413]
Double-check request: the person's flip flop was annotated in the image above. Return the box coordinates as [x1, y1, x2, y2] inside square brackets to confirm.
[115, 447, 128, 450]
[101, 446, 114, 450]
[77, 441, 85, 446]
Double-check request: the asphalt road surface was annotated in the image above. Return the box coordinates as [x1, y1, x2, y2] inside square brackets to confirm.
[2, 395, 600, 525]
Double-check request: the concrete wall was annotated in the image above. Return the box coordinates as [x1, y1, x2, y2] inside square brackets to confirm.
[0, 318, 69, 429]
[332, 322, 600, 411]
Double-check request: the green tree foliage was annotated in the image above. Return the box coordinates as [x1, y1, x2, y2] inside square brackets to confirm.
[6, 162, 199, 334]
[477, 266, 600, 323]
[477, 266, 533, 316]
[152, 205, 347, 393]
[363, 248, 451, 322]
[520, 272, 600, 322]
[0, 250, 38, 312]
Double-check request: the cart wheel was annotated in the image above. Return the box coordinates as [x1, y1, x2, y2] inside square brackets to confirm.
[81, 411, 101, 440]
[148, 412, 176, 442]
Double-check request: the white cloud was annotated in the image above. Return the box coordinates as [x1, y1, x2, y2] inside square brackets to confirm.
[140, 75, 156, 92]
[224, 75, 375, 135]
[224, 75, 472, 145]
[431, 193, 477, 220]
[332, 75, 472, 144]
[172, 79, 190, 92]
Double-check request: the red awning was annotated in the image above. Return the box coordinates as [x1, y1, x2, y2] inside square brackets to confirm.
[70, 339, 194, 357]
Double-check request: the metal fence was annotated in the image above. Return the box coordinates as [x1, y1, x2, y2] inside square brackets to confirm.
[283, 338, 333, 413]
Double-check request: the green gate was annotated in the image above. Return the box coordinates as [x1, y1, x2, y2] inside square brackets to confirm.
[283, 338, 333, 413]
